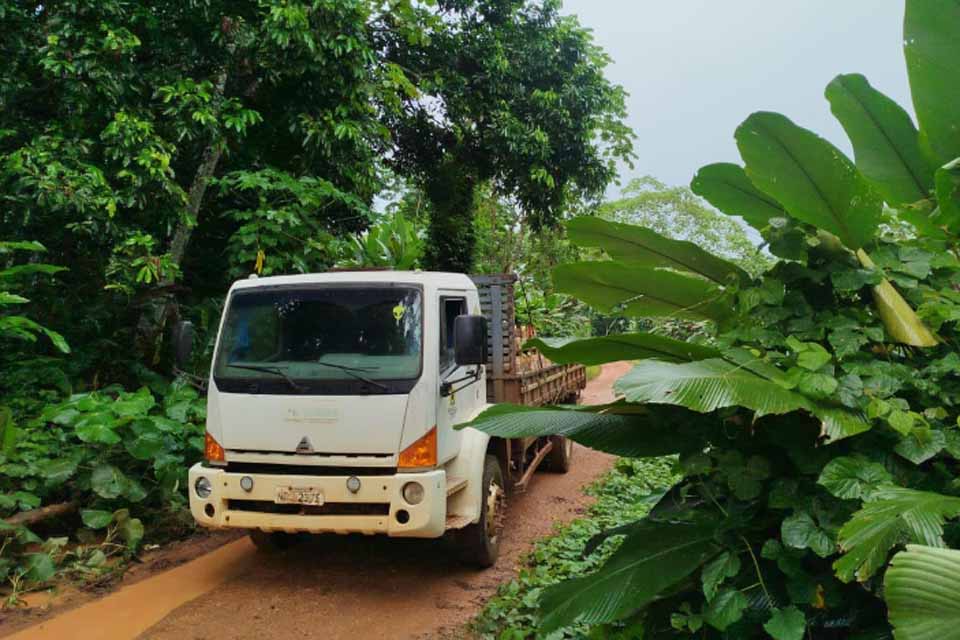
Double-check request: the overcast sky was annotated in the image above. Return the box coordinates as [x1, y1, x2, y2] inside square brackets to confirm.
[560, 1, 911, 192]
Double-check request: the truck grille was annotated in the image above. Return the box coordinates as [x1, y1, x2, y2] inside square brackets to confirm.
[227, 500, 391, 516]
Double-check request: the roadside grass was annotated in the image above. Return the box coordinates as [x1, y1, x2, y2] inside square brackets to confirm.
[471, 457, 677, 639]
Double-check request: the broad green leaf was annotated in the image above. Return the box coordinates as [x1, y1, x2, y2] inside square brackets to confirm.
[817, 456, 893, 500]
[524, 334, 719, 366]
[702, 588, 748, 631]
[764, 607, 807, 640]
[113, 387, 156, 417]
[118, 517, 145, 550]
[615, 359, 803, 416]
[885, 545, 960, 640]
[538, 521, 719, 632]
[22, 553, 56, 583]
[462, 403, 710, 457]
[75, 413, 121, 445]
[835, 487, 960, 582]
[614, 358, 869, 441]
[904, 0, 960, 166]
[782, 512, 835, 558]
[91, 464, 128, 500]
[701, 551, 740, 602]
[826, 73, 933, 206]
[0, 263, 67, 279]
[0, 293, 29, 305]
[894, 428, 945, 464]
[81, 509, 115, 529]
[736, 111, 882, 250]
[691, 162, 786, 232]
[38, 457, 79, 485]
[553, 261, 729, 322]
[125, 432, 165, 460]
[564, 217, 747, 285]
[0, 240, 46, 253]
[933, 157, 960, 233]
[40, 327, 70, 354]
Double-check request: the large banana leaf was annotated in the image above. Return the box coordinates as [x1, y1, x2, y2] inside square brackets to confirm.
[885, 545, 960, 640]
[826, 73, 933, 206]
[690, 162, 787, 232]
[460, 402, 712, 457]
[904, 0, 960, 166]
[553, 261, 729, 322]
[614, 358, 870, 442]
[835, 487, 960, 583]
[538, 520, 720, 633]
[525, 333, 720, 366]
[735, 111, 882, 250]
[933, 157, 960, 233]
[564, 216, 747, 285]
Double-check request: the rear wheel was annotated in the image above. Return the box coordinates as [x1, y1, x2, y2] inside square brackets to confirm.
[454, 455, 505, 568]
[248, 530, 298, 552]
[542, 436, 574, 473]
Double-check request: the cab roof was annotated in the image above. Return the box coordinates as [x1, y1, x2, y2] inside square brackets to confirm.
[229, 270, 476, 292]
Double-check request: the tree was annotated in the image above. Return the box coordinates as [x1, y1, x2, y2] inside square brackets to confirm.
[385, 0, 635, 272]
[598, 177, 770, 276]
[0, 0, 430, 368]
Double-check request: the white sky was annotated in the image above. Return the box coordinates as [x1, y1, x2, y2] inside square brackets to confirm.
[560, 0, 911, 192]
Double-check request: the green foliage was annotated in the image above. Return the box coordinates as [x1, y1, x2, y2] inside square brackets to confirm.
[0, 379, 205, 596]
[0, 241, 69, 354]
[885, 545, 960, 640]
[336, 210, 424, 270]
[470, 458, 677, 639]
[469, 2, 960, 635]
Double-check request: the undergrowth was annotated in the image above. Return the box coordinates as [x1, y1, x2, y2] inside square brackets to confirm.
[471, 457, 677, 639]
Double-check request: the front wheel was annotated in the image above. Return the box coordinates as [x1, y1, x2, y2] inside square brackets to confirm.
[454, 455, 505, 568]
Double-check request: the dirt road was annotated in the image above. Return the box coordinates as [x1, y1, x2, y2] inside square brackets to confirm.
[8, 362, 630, 640]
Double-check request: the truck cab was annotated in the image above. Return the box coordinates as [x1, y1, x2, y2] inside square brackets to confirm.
[186, 270, 583, 566]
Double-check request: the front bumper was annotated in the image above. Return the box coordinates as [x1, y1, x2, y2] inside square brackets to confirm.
[188, 463, 446, 538]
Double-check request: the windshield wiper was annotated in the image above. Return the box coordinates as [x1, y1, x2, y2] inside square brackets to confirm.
[227, 364, 305, 392]
[314, 361, 389, 392]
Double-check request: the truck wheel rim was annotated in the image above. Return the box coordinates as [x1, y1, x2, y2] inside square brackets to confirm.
[486, 480, 504, 544]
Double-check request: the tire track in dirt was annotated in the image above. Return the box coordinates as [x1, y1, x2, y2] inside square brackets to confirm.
[5, 362, 631, 640]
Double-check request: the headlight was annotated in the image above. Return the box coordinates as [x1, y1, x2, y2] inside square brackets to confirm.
[195, 476, 213, 499]
[402, 482, 424, 505]
[346, 476, 361, 494]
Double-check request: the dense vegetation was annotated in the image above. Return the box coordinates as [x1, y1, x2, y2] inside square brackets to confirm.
[0, 0, 633, 600]
[473, 458, 675, 639]
[471, 1, 960, 637]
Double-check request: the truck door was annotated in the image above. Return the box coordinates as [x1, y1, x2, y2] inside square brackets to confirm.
[436, 294, 475, 462]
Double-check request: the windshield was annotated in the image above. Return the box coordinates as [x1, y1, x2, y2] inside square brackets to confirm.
[213, 286, 422, 394]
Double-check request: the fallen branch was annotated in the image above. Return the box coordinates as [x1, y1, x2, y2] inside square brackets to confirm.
[4, 501, 77, 529]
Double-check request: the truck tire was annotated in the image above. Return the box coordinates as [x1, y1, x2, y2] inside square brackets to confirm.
[455, 455, 505, 568]
[542, 436, 574, 473]
[248, 530, 298, 552]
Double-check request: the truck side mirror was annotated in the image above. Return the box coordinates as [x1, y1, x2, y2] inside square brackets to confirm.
[453, 315, 487, 367]
[173, 320, 195, 369]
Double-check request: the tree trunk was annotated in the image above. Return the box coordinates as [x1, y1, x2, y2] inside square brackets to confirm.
[422, 158, 477, 273]
[134, 62, 231, 364]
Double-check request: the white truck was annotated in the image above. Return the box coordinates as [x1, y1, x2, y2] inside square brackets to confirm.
[178, 271, 585, 566]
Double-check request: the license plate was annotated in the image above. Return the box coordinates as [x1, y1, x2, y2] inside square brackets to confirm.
[275, 486, 324, 506]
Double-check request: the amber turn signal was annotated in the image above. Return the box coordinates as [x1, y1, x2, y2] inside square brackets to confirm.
[398, 426, 437, 469]
[204, 431, 226, 464]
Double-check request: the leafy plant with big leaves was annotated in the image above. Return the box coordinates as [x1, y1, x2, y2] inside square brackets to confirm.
[465, 2, 960, 636]
[0, 379, 206, 596]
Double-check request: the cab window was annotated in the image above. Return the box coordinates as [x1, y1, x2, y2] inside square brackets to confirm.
[440, 297, 467, 372]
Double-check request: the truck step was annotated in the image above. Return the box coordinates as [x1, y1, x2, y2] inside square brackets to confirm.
[446, 476, 468, 496]
[445, 514, 474, 530]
